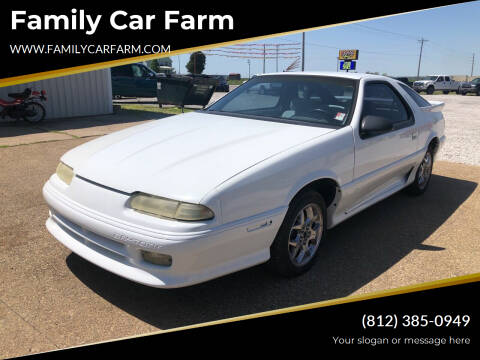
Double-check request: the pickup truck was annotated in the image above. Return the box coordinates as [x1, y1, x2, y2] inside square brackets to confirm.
[413, 75, 461, 94]
[459, 78, 480, 95]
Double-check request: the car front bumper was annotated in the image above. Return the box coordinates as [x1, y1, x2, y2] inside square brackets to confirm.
[43, 178, 285, 288]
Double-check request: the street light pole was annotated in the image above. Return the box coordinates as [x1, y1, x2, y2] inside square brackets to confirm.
[471, 53, 475, 78]
[247, 59, 251, 79]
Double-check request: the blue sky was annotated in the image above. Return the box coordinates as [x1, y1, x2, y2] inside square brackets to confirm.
[173, 1, 479, 77]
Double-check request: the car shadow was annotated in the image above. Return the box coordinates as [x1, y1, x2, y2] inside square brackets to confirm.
[66, 173, 477, 330]
[0, 109, 173, 139]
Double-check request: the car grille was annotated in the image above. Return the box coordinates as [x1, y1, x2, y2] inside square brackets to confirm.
[51, 210, 129, 262]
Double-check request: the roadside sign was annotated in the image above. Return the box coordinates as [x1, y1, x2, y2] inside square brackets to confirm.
[340, 60, 356, 71]
[339, 49, 359, 60]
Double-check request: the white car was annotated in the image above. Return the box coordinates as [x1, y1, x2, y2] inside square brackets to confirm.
[43, 72, 445, 288]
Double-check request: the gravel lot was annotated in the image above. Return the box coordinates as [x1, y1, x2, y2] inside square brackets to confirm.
[424, 94, 480, 166]
[0, 92, 479, 358]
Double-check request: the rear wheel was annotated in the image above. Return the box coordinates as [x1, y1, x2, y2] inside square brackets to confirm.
[443, 90, 449, 94]
[269, 191, 326, 276]
[406, 148, 434, 195]
[22, 102, 46, 123]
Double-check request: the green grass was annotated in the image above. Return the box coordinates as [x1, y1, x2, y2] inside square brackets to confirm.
[120, 104, 193, 115]
[228, 79, 248, 85]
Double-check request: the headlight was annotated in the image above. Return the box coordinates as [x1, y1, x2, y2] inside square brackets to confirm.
[129, 193, 214, 221]
[56, 162, 74, 185]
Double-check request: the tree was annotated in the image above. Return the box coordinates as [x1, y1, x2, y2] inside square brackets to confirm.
[148, 59, 161, 73]
[186, 51, 206, 74]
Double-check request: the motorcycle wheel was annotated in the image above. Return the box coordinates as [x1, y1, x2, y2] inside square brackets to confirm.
[23, 102, 46, 123]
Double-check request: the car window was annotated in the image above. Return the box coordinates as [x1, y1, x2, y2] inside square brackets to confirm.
[132, 64, 147, 78]
[398, 83, 431, 108]
[437, 76, 444, 82]
[207, 75, 357, 127]
[363, 82, 413, 131]
[111, 65, 133, 77]
[445, 76, 450, 81]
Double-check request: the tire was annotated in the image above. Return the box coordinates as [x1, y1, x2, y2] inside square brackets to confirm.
[405, 148, 434, 196]
[426, 86, 434, 95]
[477, 89, 480, 96]
[269, 190, 327, 276]
[22, 102, 46, 123]
[443, 91, 449, 94]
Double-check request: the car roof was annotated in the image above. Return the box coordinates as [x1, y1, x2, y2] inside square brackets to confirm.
[255, 71, 385, 80]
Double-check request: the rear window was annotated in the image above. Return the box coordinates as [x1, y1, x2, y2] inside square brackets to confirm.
[398, 83, 431, 108]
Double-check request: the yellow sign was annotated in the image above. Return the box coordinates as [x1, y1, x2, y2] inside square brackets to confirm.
[339, 49, 359, 60]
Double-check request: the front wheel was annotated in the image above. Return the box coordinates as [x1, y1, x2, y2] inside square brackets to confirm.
[269, 191, 326, 276]
[406, 148, 434, 195]
[23, 102, 46, 123]
[426, 86, 434, 95]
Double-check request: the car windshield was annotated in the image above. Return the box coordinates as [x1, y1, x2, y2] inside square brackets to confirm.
[205, 75, 357, 127]
[472, 78, 480, 84]
[423, 76, 438, 80]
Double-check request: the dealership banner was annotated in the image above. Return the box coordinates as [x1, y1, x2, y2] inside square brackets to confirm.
[0, 1, 466, 82]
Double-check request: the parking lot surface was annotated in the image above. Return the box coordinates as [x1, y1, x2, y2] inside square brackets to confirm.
[0, 93, 479, 358]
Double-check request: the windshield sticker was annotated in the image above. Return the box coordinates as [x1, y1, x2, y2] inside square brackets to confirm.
[334, 112, 346, 121]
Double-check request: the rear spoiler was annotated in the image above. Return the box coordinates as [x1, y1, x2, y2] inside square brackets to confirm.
[422, 100, 444, 112]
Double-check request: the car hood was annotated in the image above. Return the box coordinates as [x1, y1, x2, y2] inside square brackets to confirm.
[62, 112, 335, 203]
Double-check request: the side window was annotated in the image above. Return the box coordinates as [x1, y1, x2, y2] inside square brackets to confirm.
[363, 83, 413, 133]
[111, 65, 133, 77]
[445, 76, 450, 81]
[131, 64, 147, 78]
[437, 76, 444, 82]
[399, 83, 431, 108]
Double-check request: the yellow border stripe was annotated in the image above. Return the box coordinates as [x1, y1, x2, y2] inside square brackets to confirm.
[0, 3, 454, 88]
[38, 272, 480, 356]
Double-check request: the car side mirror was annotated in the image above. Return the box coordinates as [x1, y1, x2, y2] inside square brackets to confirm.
[360, 115, 393, 138]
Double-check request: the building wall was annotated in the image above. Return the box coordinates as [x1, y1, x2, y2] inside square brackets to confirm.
[0, 69, 113, 119]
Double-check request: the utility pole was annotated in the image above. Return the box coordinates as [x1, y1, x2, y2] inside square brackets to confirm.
[417, 38, 428, 79]
[247, 59, 251, 79]
[471, 53, 475, 77]
[301, 32, 305, 71]
[178, 56, 181, 74]
[276, 44, 279, 72]
[263, 44, 266, 73]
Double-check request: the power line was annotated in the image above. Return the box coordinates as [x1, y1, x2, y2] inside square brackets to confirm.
[353, 24, 418, 41]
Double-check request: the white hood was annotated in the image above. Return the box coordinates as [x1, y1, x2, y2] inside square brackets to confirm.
[62, 112, 335, 203]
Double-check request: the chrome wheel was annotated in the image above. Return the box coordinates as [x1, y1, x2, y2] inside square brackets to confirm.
[417, 152, 433, 189]
[288, 203, 323, 267]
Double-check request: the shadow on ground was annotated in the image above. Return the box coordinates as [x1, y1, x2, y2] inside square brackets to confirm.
[67, 174, 477, 330]
[0, 109, 171, 139]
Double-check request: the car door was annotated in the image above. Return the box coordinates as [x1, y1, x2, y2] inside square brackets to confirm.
[131, 64, 158, 98]
[436, 76, 445, 91]
[349, 81, 419, 210]
[111, 65, 135, 97]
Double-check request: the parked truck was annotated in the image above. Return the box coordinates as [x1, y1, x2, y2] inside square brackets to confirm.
[413, 75, 461, 94]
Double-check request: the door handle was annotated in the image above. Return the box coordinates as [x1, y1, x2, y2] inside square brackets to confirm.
[412, 131, 418, 140]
